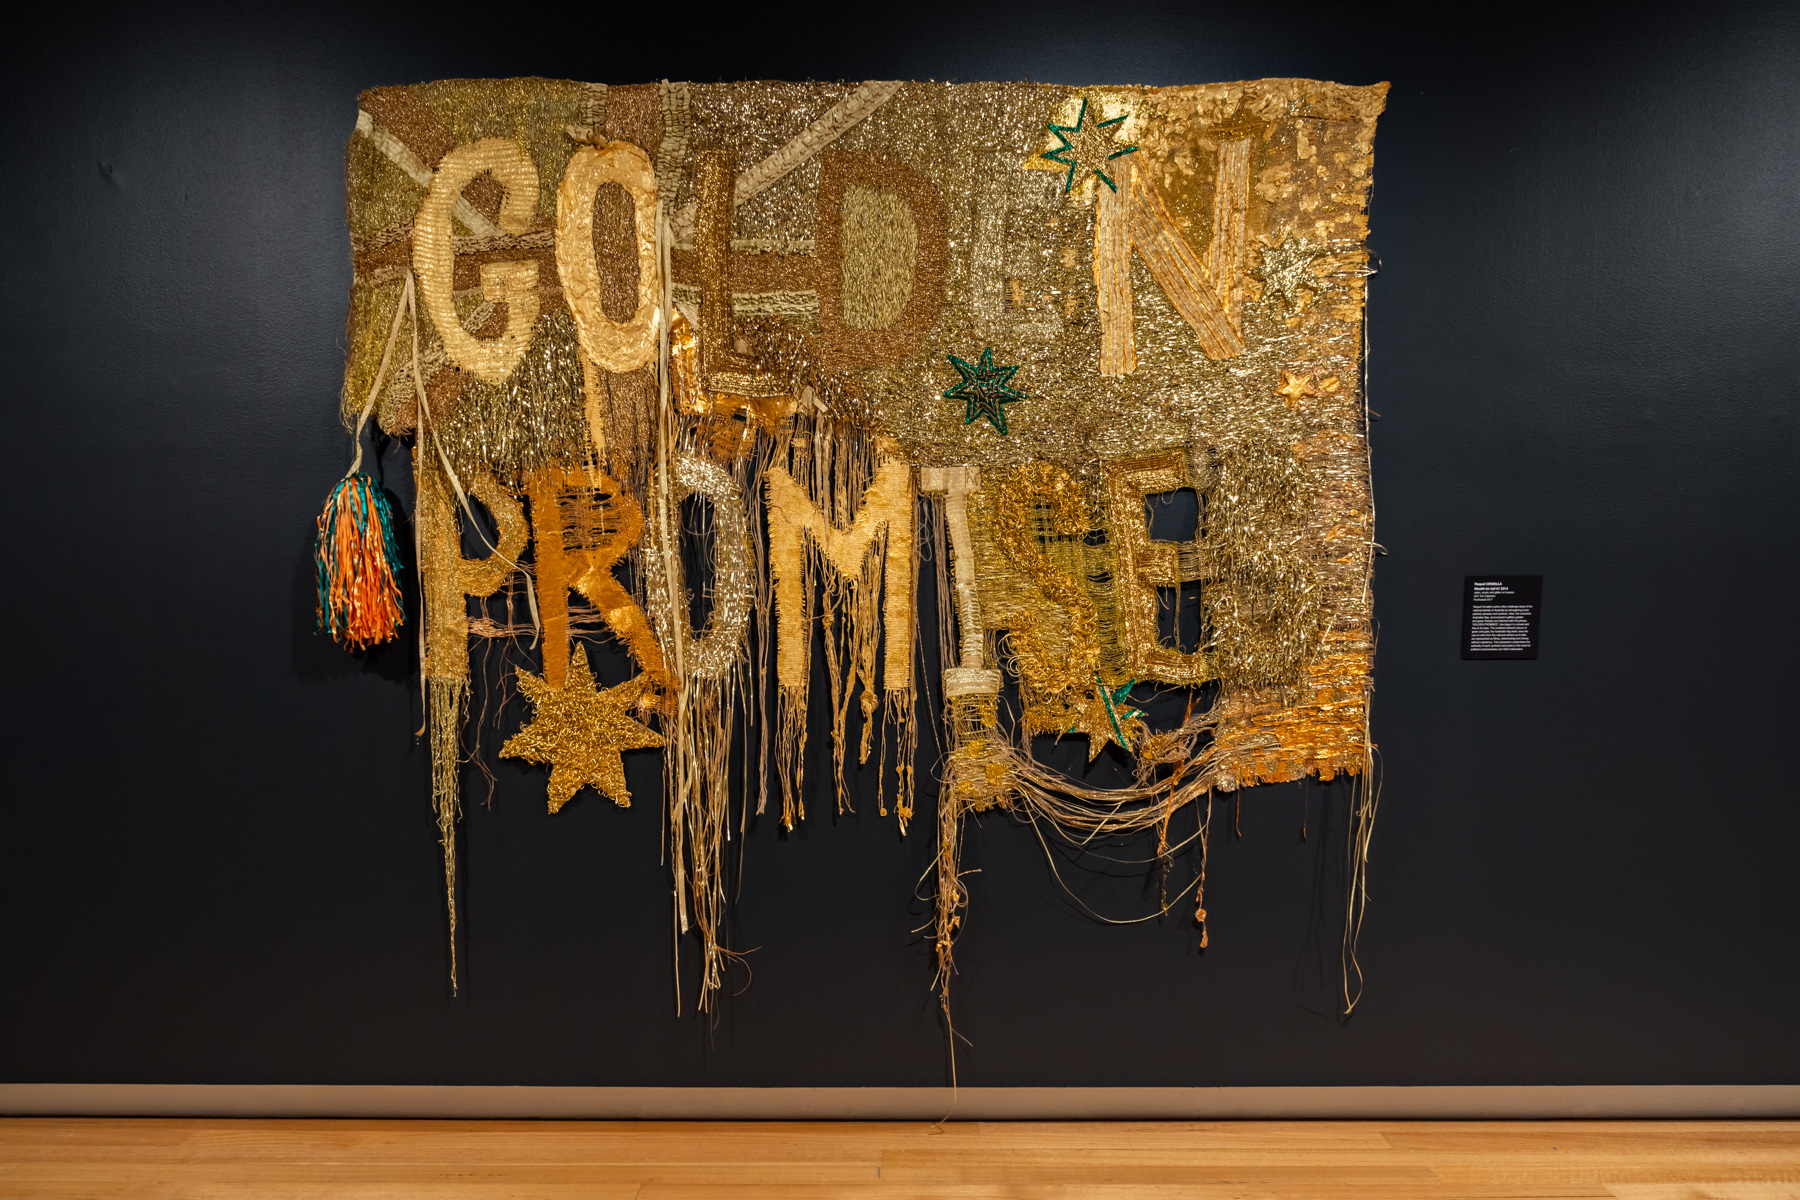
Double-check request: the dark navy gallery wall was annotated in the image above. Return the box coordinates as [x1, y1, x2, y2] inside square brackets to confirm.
[3, 0, 1795, 1086]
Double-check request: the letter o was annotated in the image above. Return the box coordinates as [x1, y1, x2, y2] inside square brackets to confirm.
[556, 141, 660, 374]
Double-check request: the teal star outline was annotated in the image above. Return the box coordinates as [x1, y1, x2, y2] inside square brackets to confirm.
[1042, 97, 1138, 194]
[944, 347, 1027, 435]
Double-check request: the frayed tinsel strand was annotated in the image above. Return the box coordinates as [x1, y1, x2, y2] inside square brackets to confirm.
[315, 472, 405, 650]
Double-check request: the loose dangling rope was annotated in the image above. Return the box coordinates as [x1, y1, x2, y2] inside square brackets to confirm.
[1342, 248, 1383, 1019]
[401, 270, 541, 644]
[655, 187, 697, 1015]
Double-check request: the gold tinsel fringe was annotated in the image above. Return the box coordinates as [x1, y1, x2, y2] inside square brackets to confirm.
[428, 675, 466, 994]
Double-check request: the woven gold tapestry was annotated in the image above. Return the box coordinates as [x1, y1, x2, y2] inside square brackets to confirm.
[322, 76, 1385, 1026]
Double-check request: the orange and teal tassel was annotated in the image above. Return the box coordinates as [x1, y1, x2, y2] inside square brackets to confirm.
[315, 473, 404, 650]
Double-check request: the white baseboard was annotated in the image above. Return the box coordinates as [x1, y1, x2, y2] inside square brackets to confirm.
[0, 1084, 1795, 1120]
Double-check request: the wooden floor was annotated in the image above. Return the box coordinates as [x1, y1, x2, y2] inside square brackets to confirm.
[1, 1119, 1797, 1198]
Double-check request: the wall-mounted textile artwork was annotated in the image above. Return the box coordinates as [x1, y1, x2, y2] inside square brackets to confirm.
[321, 75, 1386, 1035]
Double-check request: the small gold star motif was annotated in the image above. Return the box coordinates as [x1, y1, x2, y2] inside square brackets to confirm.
[501, 643, 664, 813]
[1252, 236, 1325, 305]
[1277, 370, 1319, 407]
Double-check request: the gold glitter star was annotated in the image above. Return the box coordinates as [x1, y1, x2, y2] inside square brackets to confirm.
[1277, 370, 1319, 407]
[1059, 678, 1144, 762]
[1252, 236, 1325, 305]
[501, 643, 664, 813]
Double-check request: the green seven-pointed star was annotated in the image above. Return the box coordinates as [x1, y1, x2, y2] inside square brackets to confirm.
[945, 347, 1027, 435]
[1042, 97, 1137, 194]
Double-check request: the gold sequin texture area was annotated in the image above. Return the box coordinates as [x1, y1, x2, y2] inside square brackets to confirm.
[335, 75, 1387, 1020]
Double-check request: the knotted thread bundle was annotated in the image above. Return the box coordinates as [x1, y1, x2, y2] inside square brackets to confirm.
[315, 472, 404, 650]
